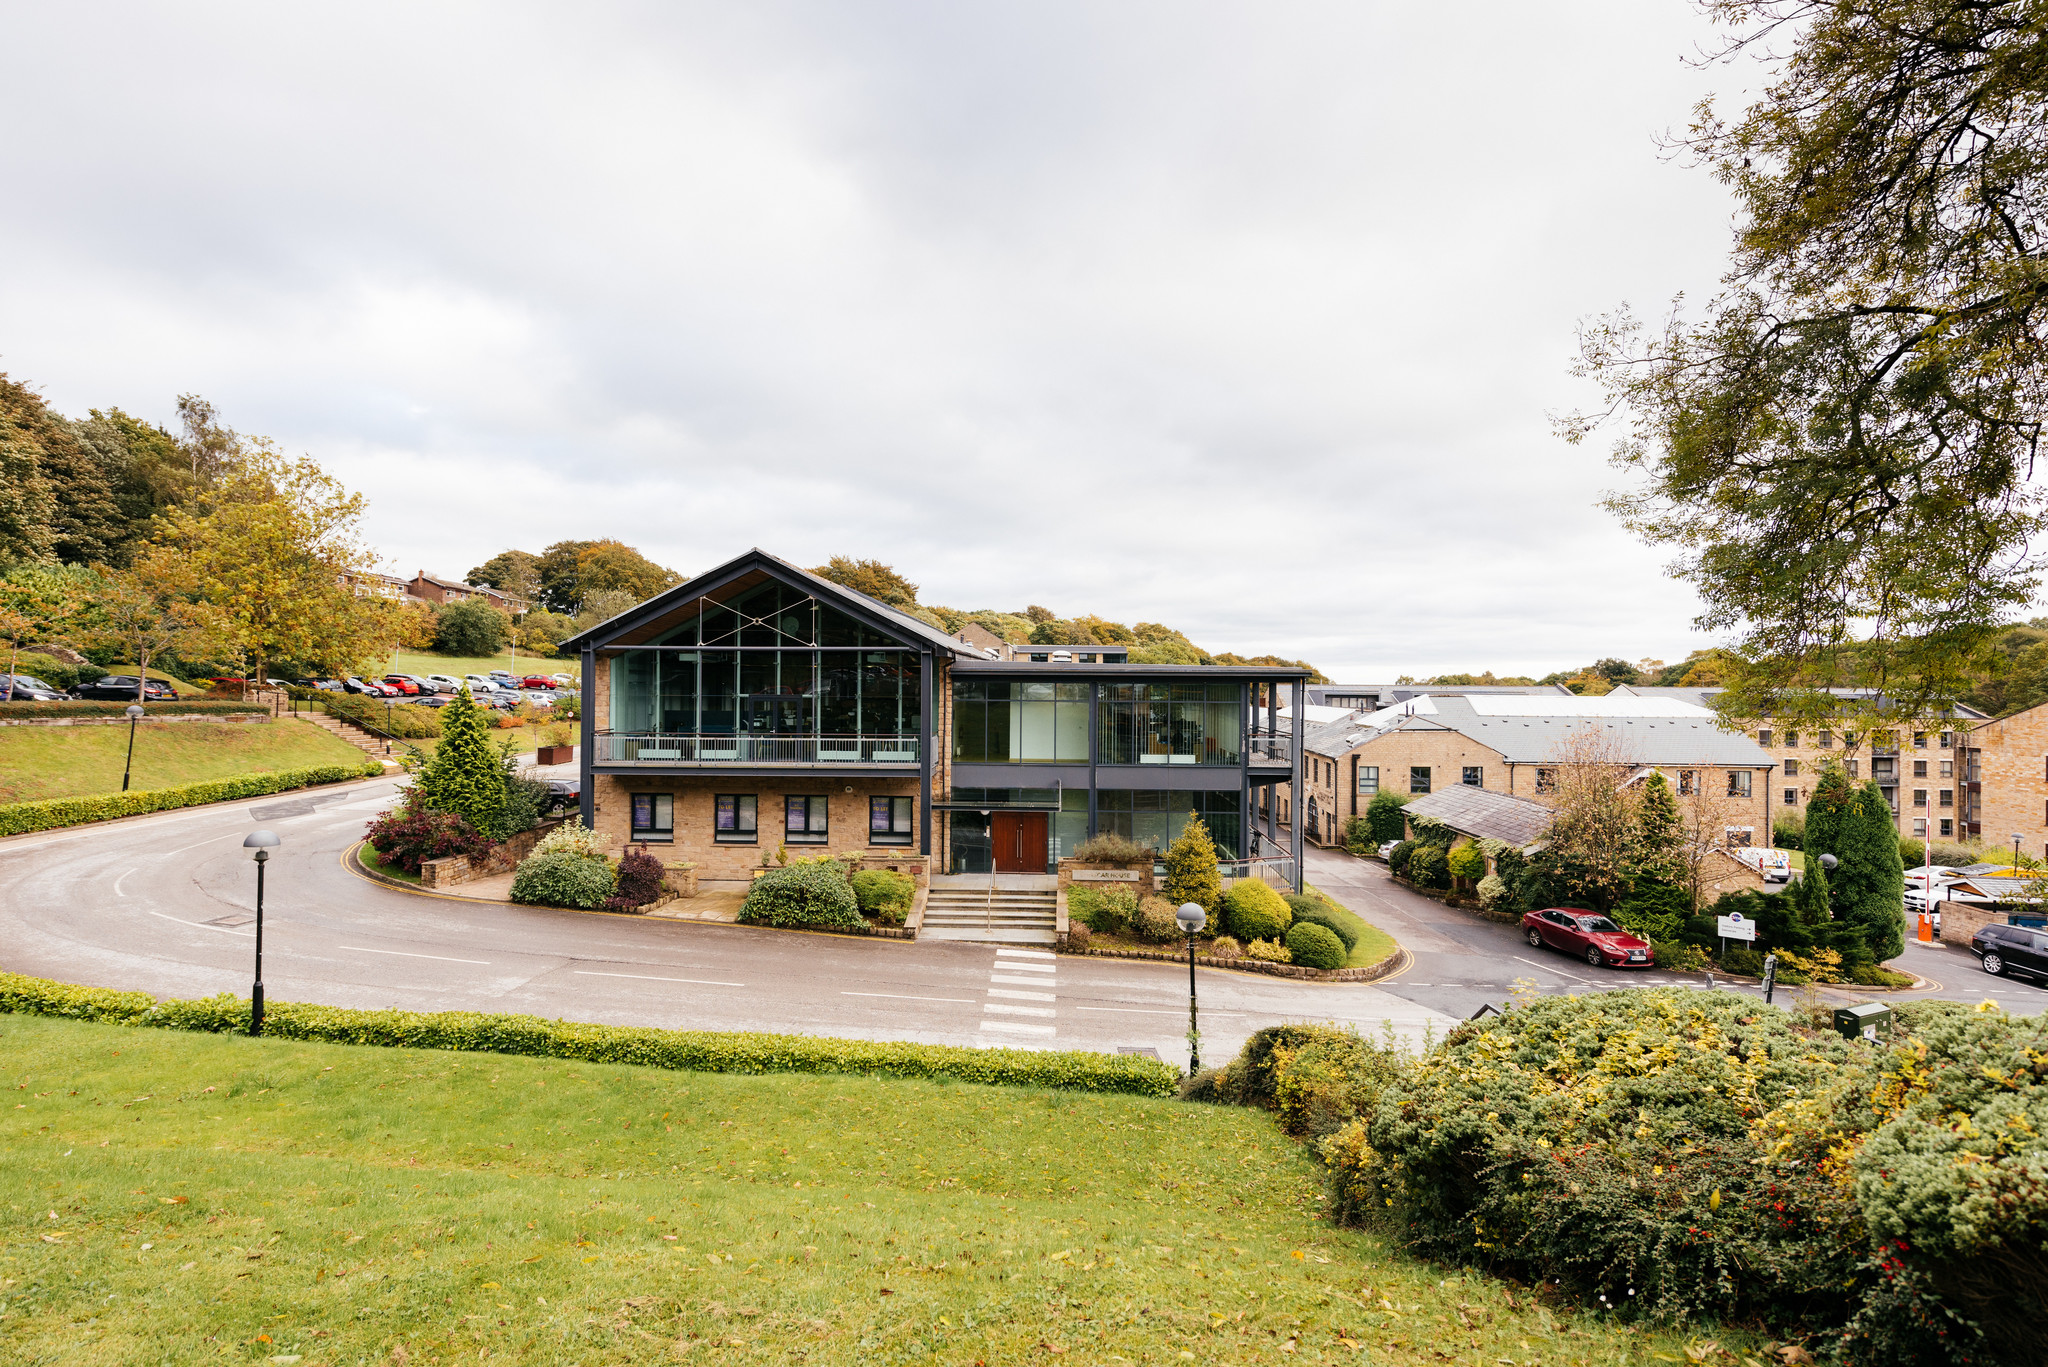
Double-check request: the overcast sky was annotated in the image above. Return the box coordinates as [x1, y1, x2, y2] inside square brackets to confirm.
[0, 2, 1757, 681]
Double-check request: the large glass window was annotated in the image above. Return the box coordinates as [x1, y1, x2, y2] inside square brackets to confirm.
[1358, 765, 1378, 794]
[952, 680, 1092, 762]
[870, 797, 914, 846]
[1095, 789, 1241, 857]
[630, 793, 673, 843]
[785, 795, 829, 844]
[1096, 682, 1242, 765]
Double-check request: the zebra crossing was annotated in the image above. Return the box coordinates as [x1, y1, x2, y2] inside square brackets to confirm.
[978, 946, 1058, 1039]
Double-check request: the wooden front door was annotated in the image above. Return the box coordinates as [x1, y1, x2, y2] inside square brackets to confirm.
[992, 812, 1048, 873]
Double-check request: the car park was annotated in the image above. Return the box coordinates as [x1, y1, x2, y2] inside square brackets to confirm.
[73, 675, 179, 702]
[344, 677, 398, 697]
[1971, 923, 2048, 981]
[1, 674, 68, 701]
[1520, 908, 1655, 968]
[488, 670, 515, 683]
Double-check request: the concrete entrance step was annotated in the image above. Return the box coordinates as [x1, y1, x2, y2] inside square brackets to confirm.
[920, 925, 1058, 945]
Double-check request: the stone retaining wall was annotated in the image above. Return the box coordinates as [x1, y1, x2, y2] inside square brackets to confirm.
[1062, 941, 1405, 983]
[420, 818, 565, 888]
[0, 712, 273, 728]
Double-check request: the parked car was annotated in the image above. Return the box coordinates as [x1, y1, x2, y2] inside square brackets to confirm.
[1971, 922, 2048, 981]
[480, 691, 522, 710]
[519, 674, 557, 690]
[539, 778, 579, 814]
[424, 674, 463, 693]
[1, 674, 68, 701]
[380, 675, 422, 695]
[343, 677, 390, 697]
[524, 693, 555, 709]
[1377, 840, 1400, 859]
[73, 676, 179, 702]
[309, 679, 346, 692]
[488, 670, 515, 682]
[415, 693, 455, 709]
[463, 674, 501, 693]
[1520, 908, 1655, 969]
[550, 673, 574, 686]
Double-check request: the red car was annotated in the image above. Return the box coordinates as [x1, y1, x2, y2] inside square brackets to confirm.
[1521, 908, 1654, 969]
[519, 674, 556, 690]
[380, 675, 422, 695]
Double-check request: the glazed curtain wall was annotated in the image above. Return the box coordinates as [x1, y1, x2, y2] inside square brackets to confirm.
[951, 680, 1242, 764]
[610, 650, 921, 737]
[946, 788, 1089, 874]
[1095, 789, 1241, 858]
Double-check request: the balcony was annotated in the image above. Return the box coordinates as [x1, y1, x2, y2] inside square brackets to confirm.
[593, 732, 921, 766]
[1247, 736, 1291, 764]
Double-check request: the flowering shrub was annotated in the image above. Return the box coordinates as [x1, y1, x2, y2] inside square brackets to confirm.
[531, 818, 607, 860]
[365, 806, 491, 874]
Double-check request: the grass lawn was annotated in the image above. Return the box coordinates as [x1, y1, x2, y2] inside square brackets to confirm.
[0, 1014, 1724, 1366]
[1303, 886, 1399, 969]
[388, 651, 575, 684]
[360, 845, 422, 883]
[0, 718, 369, 805]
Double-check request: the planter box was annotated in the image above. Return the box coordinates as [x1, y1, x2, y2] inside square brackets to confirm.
[536, 744, 573, 765]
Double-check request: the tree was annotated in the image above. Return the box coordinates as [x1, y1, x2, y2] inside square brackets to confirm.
[146, 443, 386, 681]
[0, 373, 125, 565]
[1162, 812, 1223, 915]
[1538, 726, 1651, 911]
[1364, 790, 1410, 845]
[435, 599, 510, 657]
[391, 600, 439, 651]
[1568, 0, 2048, 722]
[71, 407, 201, 561]
[83, 551, 227, 701]
[535, 538, 680, 613]
[0, 565, 85, 700]
[174, 394, 241, 483]
[812, 556, 919, 608]
[1837, 780, 1908, 962]
[1636, 771, 1682, 883]
[466, 549, 540, 602]
[409, 690, 509, 838]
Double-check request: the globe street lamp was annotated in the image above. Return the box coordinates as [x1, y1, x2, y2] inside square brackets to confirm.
[242, 830, 281, 1036]
[2014, 833, 2026, 871]
[1176, 902, 1207, 1075]
[121, 704, 144, 792]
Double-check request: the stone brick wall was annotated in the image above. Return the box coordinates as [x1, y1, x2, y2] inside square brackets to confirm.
[1742, 719, 1964, 840]
[1957, 701, 2048, 858]
[419, 818, 562, 888]
[590, 773, 924, 884]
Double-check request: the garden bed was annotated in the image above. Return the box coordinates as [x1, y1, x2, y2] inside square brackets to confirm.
[1060, 939, 1405, 981]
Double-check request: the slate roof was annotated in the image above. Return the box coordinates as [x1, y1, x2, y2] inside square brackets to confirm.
[1302, 693, 1776, 768]
[1401, 785, 1553, 848]
[1609, 684, 1991, 721]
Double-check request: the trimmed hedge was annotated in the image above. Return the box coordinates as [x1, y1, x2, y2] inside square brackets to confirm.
[510, 851, 616, 909]
[739, 861, 865, 930]
[0, 699, 268, 719]
[1285, 920, 1347, 969]
[0, 760, 385, 837]
[1222, 878, 1292, 942]
[0, 972, 1178, 1097]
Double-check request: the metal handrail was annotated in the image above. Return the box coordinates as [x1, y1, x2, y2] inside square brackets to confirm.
[593, 731, 922, 764]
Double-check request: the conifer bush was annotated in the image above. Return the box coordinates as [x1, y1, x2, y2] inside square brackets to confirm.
[408, 690, 510, 838]
[1133, 895, 1183, 942]
[1161, 812, 1222, 914]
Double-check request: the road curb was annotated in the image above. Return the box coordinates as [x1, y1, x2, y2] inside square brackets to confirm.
[1058, 940, 1406, 984]
[0, 772, 396, 850]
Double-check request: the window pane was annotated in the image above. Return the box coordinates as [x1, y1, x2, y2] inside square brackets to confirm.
[1359, 765, 1378, 794]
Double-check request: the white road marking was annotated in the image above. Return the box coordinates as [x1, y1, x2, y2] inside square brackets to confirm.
[989, 973, 1059, 987]
[146, 909, 251, 937]
[163, 832, 244, 857]
[113, 868, 137, 897]
[994, 947, 1056, 960]
[978, 1020, 1056, 1036]
[842, 992, 976, 1004]
[1075, 1005, 1247, 1016]
[983, 1003, 1056, 1018]
[573, 970, 744, 987]
[342, 946, 489, 964]
[988, 961, 1055, 974]
[986, 988, 1055, 1002]
[1516, 955, 1591, 982]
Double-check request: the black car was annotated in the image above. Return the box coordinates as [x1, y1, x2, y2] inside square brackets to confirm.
[0, 674, 68, 701]
[73, 676, 178, 702]
[1971, 922, 2048, 981]
[539, 779, 579, 814]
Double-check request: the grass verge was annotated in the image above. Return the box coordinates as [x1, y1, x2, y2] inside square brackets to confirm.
[1303, 885, 1398, 969]
[359, 844, 422, 884]
[2, 1013, 1716, 1365]
[0, 719, 372, 806]
[388, 650, 573, 683]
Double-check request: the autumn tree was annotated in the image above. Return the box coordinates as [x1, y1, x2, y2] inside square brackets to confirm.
[811, 556, 919, 608]
[0, 565, 86, 700]
[466, 549, 541, 603]
[83, 551, 227, 700]
[146, 444, 385, 681]
[1536, 727, 1672, 910]
[536, 539, 680, 613]
[1568, 0, 2048, 724]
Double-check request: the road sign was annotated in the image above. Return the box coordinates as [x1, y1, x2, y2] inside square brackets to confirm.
[1716, 911, 1756, 941]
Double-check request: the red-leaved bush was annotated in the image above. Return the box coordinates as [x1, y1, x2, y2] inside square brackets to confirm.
[602, 851, 669, 912]
[365, 806, 491, 874]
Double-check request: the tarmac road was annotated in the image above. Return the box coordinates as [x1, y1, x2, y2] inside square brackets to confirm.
[0, 777, 1458, 1065]
[1303, 842, 2048, 1018]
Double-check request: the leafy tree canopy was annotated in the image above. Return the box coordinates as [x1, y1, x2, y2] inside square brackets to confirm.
[1568, 0, 2048, 724]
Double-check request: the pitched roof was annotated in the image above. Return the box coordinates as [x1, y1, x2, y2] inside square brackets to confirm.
[1401, 784, 1552, 847]
[1304, 693, 1775, 767]
[559, 547, 972, 656]
[1609, 683, 1991, 721]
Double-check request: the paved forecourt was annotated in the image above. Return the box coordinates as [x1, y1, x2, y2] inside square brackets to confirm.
[0, 779, 1456, 1063]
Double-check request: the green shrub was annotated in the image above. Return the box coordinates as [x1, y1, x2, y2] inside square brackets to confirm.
[0, 971, 1176, 1097]
[1287, 898, 1358, 951]
[1898, 837, 1924, 866]
[1285, 921, 1346, 970]
[1281, 892, 1319, 920]
[1208, 935, 1242, 959]
[1161, 812, 1223, 914]
[0, 698, 267, 719]
[851, 869, 915, 923]
[435, 599, 510, 655]
[1386, 839, 1415, 877]
[1133, 896, 1183, 942]
[1476, 873, 1511, 913]
[1221, 879, 1292, 942]
[0, 760, 382, 838]
[1613, 881, 1692, 943]
[509, 850, 616, 909]
[1928, 840, 1978, 867]
[1070, 832, 1153, 863]
[1773, 808, 1804, 850]
[1406, 842, 1448, 888]
[739, 862, 865, 930]
[1242, 938, 1291, 963]
[1445, 843, 1486, 882]
[1342, 814, 1373, 852]
[1363, 790, 1408, 844]
[1066, 883, 1136, 934]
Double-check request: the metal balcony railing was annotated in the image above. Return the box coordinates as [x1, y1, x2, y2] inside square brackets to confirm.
[594, 732, 922, 765]
[1247, 736, 1291, 763]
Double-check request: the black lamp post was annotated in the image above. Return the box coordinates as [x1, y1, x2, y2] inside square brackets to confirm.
[1176, 901, 1207, 1074]
[2014, 833, 2025, 870]
[121, 703, 144, 791]
[242, 830, 280, 1035]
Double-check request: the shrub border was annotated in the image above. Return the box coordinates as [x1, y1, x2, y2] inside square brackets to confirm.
[1062, 940, 1407, 982]
[0, 759, 387, 838]
[0, 971, 1178, 1097]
